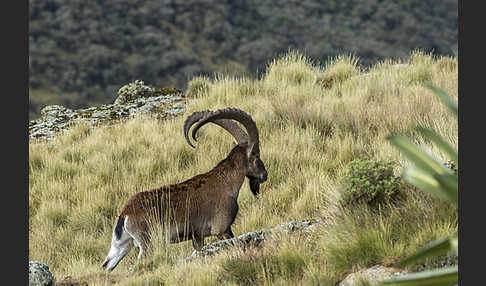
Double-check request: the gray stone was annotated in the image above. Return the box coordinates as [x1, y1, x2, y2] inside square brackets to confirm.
[29, 261, 54, 286]
[184, 219, 322, 261]
[339, 265, 408, 286]
[40, 105, 72, 118]
[29, 81, 187, 141]
[91, 111, 106, 118]
[114, 80, 155, 105]
[138, 103, 156, 114]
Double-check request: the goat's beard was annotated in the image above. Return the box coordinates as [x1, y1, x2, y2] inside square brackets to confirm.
[248, 177, 260, 196]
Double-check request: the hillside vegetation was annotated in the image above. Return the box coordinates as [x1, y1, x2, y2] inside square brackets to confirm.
[28, 50, 458, 285]
[29, 0, 457, 120]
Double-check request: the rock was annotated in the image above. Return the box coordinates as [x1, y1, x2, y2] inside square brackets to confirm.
[184, 219, 322, 261]
[339, 265, 408, 286]
[40, 105, 74, 118]
[29, 81, 187, 141]
[114, 80, 155, 105]
[29, 261, 54, 286]
[279, 220, 319, 232]
[165, 101, 187, 116]
[138, 103, 156, 114]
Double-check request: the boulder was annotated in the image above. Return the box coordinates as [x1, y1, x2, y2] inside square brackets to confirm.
[40, 105, 74, 118]
[113, 80, 156, 105]
[29, 80, 187, 141]
[184, 219, 322, 261]
[29, 261, 54, 286]
[339, 265, 408, 286]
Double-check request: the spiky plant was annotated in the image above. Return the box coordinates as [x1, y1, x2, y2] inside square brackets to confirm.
[383, 83, 458, 286]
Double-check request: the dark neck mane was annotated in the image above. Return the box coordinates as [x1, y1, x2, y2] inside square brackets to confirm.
[212, 143, 247, 170]
[177, 143, 247, 186]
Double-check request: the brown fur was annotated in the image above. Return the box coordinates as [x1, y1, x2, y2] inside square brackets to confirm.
[118, 144, 248, 245]
[102, 108, 268, 271]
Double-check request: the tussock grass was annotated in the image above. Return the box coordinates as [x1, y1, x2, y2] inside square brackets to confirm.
[186, 75, 212, 98]
[320, 54, 361, 89]
[29, 50, 457, 285]
[263, 50, 325, 87]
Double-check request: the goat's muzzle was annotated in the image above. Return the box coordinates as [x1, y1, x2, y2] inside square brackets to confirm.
[248, 173, 267, 196]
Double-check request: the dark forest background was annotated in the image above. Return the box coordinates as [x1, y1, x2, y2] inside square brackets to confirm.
[29, 0, 458, 120]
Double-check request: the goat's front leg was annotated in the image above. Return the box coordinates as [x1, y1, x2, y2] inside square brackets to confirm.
[217, 227, 234, 240]
[224, 227, 234, 239]
[192, 235, 204, 251]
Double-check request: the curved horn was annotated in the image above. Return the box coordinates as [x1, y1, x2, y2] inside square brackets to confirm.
[191, 108, 260, 152]
[183, 110, 248, 148]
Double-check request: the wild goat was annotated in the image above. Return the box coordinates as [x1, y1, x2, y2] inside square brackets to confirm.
[101, 107, 268, 271]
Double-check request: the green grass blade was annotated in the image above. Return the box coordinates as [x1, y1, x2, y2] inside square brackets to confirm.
[387, 135, 449, 177]
[402, 166, 456, 204]
[397, 237, 452, 268]
[424, 83, 458, 117]
[382, 266, 458, 286]
[434, 173, 458, 206]
[449, 233, 458, 255]
[415, 127, 458, 165]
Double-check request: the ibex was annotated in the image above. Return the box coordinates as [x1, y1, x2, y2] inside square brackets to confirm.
[101, 107, 268, 271]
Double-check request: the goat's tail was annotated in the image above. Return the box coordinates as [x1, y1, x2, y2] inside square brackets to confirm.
[114, 215, 125, 240]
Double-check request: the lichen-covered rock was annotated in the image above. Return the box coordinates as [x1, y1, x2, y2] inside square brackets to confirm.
[40, 105, 74, 118]
[29, 261, 54, 286]
[278, 219, 319, 233]
[184, 219, 322, 261]
[29, 81, 187, 141]
[114, 80, 156, 105]
[339, 265, 408, 286]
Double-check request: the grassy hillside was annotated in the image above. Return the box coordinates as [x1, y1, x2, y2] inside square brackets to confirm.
[28, 50, 458, 285]
[29, 0, 457, 120]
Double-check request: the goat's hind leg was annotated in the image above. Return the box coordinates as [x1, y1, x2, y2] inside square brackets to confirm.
[124, 226, 151, 260]
[135, 233, 152, 260]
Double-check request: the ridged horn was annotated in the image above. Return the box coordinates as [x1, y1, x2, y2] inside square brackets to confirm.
[191, 108, 260, 152]
[183, 110, 249, 148]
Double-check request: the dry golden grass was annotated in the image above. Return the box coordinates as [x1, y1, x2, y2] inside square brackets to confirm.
[29, 50, 457, 285]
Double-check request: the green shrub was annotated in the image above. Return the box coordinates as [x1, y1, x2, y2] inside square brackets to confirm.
[340, 158, 403, 207]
